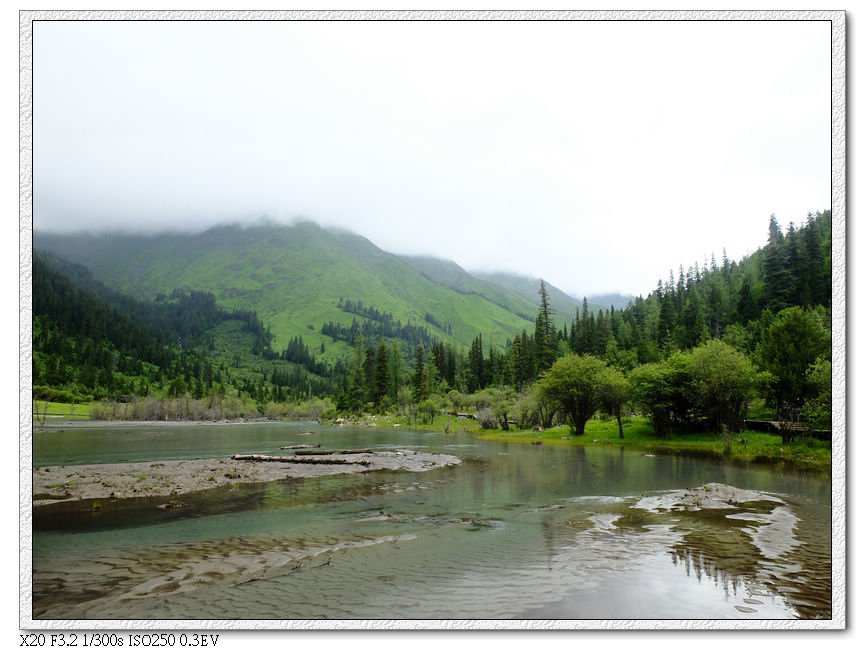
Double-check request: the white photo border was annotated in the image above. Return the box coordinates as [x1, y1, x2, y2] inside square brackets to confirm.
[18, 8, 847, 631]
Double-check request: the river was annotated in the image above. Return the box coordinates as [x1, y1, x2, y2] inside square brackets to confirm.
[31, 422, 832, 621]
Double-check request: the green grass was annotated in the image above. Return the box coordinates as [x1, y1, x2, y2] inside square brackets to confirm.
[477, 417, 831, 473]
[32, 400, 94, 420]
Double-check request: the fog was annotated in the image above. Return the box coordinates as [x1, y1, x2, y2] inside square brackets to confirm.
[32, 19, 830, 297]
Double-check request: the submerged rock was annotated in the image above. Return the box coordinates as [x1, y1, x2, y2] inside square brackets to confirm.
[634, 483, 784, 513]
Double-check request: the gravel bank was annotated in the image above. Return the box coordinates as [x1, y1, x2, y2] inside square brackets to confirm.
[32, 450, 461, 505]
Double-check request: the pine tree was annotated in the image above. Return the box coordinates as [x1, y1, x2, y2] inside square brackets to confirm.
[467, 334, 485, 392]
[594, 308, 611, 355]
[374, 340, 390, 408]
[431, 341, 448, 386]
[735, 275, 759, 323]
[762, 214, 793, 312]
[576, 297, 593, 355]
[445, 345, 457, 387]
[679, 295, 706, 349]
[346, 338, 367, 412]
[363, 345, 377, 403]
[657, 279, 677, 346]
[487, 342, 504, 386]
[388, 340, 403, 402]
[706, 282, 724, 338]
[412, 343, 429, 401]
[534, 281, 557, 372]
[796, 212, 829, 307]
[517, 330, 535, 387]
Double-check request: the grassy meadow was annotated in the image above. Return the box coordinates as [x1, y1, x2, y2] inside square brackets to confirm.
[476, 417, 831, 473]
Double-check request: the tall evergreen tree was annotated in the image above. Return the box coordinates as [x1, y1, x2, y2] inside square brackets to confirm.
[466, 334, 486, 392]
[346, 337, 367, 411]
[575, 297, 595, 355]
[388, 340, 403, 402]
[446, 345, 457, 387]
[657, 279, 677, 345]
[735, 275, 760, 323]
[363, 345, 377, 403]
[534, 280, 557, 372]
[762, 214, 794, 312]
[412, 343, 429, 401]
[373, 340, 390, 408]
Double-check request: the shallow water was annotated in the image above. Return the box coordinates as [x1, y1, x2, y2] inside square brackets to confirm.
[31, 422, 832, 620]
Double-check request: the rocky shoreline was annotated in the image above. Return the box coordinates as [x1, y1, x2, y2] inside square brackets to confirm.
[32, 450, 461, 506]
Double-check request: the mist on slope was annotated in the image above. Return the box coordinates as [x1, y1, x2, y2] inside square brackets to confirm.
[33, 215, 654, 305]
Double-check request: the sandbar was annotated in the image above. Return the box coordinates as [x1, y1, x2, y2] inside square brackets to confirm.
[33, 450, 461, 506]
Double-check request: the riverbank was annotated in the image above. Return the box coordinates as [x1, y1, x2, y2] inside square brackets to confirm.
[32, 449, 461, 506]
[31, 411, 831, 473]
[351, 413, 830, 473]
[477, 418, 831, 473]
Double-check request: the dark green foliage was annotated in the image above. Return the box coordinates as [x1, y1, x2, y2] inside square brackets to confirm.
[761, 214, 794, 312]
[33, 255, 220, 401]
[34, 253, 339, 406]
[388, 340, 404, 403]
[374, 341, 390, 409]
[687, 340, 763, 433]
[628, 354, 691, 437]
[273, 336, 328, 375]
[466, 334, 486, 393]
[341, 339, 368, 412]
[507, 329, 535, 390]
[322, 298, 440, 350]
[735, 275, 760, 323]
[533, 281, 558, 372]
[656, 278, 677, 346]
[538, 354, 610, 435]
[412, 343, 429, 401]
[598, 366, 628, 438]
[758, 306, 831, 411]
[39, 252, 273, 353]
[802, 358, 831, 430]
[363, 346, 377, 402]
[603, 211, 830, 368]
[486, 342, 509, 387]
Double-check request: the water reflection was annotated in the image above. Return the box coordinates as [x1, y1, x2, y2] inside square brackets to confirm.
[32, 424, 831, 620]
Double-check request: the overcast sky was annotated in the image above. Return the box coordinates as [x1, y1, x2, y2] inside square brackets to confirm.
[32, 18, 831, 297]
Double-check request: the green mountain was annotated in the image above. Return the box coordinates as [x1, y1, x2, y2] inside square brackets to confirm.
[398, 255, 539, 322]
[586, 293, 634, 311]
[469, 270, 587, 322]
[33, 254, 226, 402]
[35, 221, 539, 358]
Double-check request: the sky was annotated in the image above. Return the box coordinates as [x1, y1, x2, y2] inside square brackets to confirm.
[32, 17, 831, 298]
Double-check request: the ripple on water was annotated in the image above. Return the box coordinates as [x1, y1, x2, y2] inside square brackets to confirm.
[33, 480, 829, 620]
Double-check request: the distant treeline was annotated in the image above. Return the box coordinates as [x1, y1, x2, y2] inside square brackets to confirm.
[321, 298, 444, 348]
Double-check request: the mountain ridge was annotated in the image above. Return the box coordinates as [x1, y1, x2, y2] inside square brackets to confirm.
[34, 221, 550, 356]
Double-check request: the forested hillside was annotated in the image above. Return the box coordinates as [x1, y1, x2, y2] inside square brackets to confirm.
[33, 211, 832, 432]
[323, 211, 831, 434]
[32, 254, 339, 415]
[435, 210, 832, 435]
[34, 221, 542, 356]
